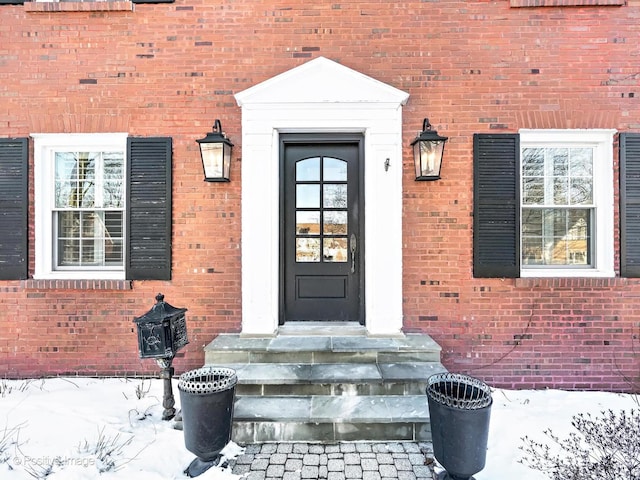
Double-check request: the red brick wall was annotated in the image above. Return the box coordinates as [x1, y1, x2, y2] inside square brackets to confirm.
[0, 0, 639, 391]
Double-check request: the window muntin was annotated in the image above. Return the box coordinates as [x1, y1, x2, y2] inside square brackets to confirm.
[519, 129, 614, 278]
[33, 133, 127, 280]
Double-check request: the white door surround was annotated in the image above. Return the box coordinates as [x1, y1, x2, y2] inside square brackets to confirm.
[235, 57, 409, 336]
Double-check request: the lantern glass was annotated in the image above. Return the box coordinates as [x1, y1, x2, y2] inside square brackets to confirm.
[200, 142, 231, 182]
[414, 140, 445, 180]
[197, 119, 233, 182]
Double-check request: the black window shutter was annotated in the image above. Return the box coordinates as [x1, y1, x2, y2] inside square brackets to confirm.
[0, 0, 25, 5]
[620, 133, 640, 277]
[0, 138, 28, 280]
[473, 134, 520, 278]
[126, 137, 172, 280]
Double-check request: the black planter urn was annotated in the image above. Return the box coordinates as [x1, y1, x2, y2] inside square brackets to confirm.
[178, 367, 237, 478]
[426, 373, 493, 480]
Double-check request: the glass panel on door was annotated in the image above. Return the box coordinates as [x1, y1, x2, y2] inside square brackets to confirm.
[295, 157, 348, 264]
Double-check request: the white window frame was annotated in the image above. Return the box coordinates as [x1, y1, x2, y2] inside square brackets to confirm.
[519, 129, 615, 278]
[32, 133, 128, 280]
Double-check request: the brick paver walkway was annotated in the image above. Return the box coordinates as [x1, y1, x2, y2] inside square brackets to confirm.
[228, 442, 437, 480]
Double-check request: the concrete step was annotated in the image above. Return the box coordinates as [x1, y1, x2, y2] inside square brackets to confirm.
[231, 395, 432, 444]
[204, 333, 442, 365]
[220, 361, 446, 396]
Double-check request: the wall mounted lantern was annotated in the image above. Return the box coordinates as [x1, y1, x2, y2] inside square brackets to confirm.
[197, 119, 233, 182]
[411, 118, 448, 181]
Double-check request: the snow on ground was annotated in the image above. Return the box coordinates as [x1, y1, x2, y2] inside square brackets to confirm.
[0, 377, 637, 479]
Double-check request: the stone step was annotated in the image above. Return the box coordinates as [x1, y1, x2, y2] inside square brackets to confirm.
[204, 333, 442, 365]
[217, 361, 447, 396]
[231, 395, 432, 443]
[202, 332, 444, 442]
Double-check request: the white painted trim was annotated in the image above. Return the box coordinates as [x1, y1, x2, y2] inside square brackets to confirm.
[236, 58, 408, 335]
[519, 129, 616, 278]
[32, 133, 128, 280]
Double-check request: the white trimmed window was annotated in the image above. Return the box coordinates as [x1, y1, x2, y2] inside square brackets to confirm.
[33, 133, 128, 280]
[519, 129, 614, 277]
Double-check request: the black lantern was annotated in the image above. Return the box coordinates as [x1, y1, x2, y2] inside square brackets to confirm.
[133, 293, 188, 420]
[197, 119, 233, 182]
[411, 118, 448, 181]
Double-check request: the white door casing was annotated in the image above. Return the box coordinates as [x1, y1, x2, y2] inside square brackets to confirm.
[235, 57, 409, 335]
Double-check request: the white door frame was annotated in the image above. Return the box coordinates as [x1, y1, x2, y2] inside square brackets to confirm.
[235, 57, 409, 336]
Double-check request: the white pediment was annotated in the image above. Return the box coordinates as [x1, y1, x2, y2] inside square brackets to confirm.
[235, 57, 409, 106]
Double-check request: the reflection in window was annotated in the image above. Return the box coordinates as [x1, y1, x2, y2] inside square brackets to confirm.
[323, 157, 347, 181]
[296, 157, 320, 181]
[323, 238, 348, 262]
[296, 238, 320, 262]
[296, 184, 320, 209]
[323, 184, 347, 208]
[297, 211, 320, 235]
[323, 211, 347, 235]
[522, 208, 591, 265]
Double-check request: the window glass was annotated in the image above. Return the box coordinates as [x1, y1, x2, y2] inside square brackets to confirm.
[521, 140, 598, 270]
[296, 238, 320, 262]
[296, 157, 320, 182]
[297, 184, 320, 209]
[294, 156, 349, 264]
[323, 211, 347, 235]
[53, 151, 124, 269]
[323, 157, 347, 181]
[296, 211, 320, 235]
[323, 238, 348, 262]
[323, 184, 347, 208]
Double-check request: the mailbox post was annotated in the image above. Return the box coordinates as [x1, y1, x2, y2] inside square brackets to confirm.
[133, 293, 188, 420]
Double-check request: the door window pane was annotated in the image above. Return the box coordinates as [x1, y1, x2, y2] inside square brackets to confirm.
[323, 211, 347, 235]
[297, 211, 320, 235]
[323, 184, 347, 208]
[296, 157, 320, 181]
[323, 238, 348, 262]
[323, 157, 347, 181]
[297, 185, 320, 208]
[296, 238, 320, 262]
[294, 155, 351, 264]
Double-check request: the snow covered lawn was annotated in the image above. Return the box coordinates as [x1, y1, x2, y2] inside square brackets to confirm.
[0, 377, 636, 479]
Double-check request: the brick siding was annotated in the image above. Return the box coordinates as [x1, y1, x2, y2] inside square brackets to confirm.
[0, 0, 639, 391]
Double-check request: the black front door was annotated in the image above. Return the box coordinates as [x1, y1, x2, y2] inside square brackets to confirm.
[281, 134, 364, 323]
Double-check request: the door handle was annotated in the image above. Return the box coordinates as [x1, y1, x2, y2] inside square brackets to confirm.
[350, 233, 357, 274]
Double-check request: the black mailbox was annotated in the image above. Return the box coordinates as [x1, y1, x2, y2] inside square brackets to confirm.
[133, 293, 188, 360]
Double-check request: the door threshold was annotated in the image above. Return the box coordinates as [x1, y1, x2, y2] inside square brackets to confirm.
[278, 322, 366, 336]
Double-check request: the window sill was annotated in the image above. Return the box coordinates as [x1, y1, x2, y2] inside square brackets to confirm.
[515, 277, 631, 289]
[510, 0, 624, 6]
[25, 1, 132, 12]
[23, 279, 132, 290]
